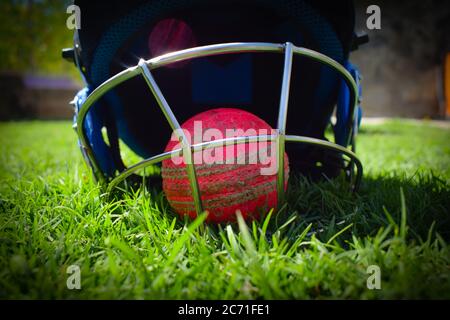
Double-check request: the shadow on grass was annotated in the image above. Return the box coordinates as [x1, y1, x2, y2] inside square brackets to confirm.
[138, 170, 450, 246]
[277, 172, 450, 243]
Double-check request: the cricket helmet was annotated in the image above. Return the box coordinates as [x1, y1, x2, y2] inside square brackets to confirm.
[63, 0, 366, 215]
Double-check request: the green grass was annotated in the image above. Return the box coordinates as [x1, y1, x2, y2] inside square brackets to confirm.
[0, 119, 449, 299]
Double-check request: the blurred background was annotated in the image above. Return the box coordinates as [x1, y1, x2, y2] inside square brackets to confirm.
[0, 0, 449, 120]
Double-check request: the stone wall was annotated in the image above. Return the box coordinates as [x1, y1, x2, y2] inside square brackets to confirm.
[352, 0, 450, 118]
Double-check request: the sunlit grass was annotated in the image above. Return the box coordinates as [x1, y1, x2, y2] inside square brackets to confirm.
[0, 119, 449, 299]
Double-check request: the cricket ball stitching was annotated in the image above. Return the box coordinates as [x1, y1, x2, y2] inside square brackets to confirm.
[162, 108, 289, 222]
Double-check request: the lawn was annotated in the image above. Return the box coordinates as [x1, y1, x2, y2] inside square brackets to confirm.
[0, 119, 449, 299]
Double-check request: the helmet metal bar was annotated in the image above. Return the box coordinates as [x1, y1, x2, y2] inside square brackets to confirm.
[76, 66, 141, 184]
[137, 59, 203, 215]
[76, 43, 284, 183]
[107, 134, 275, 193]
[284, 135, 362, 192]
[276, 42, 294, 207]
[106, 134, 362, 194]
[76, 42, 361, 216]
